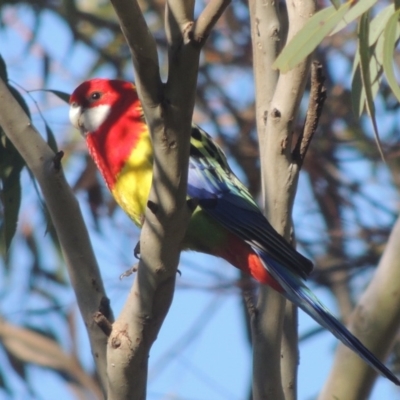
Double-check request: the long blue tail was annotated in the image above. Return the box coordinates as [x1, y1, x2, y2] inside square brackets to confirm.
[256, 249, 400, 386]
[185, 124, 399, 385]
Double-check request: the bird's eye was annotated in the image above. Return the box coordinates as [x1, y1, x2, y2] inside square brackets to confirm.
[90, 92, 102, 101]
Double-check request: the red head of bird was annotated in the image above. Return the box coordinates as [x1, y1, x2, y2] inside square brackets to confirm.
[69, 79, 147, 191]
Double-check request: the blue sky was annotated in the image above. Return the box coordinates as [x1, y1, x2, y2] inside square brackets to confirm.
[1, 4, 399, 400]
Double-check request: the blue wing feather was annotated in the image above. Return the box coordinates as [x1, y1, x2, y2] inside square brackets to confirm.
[188, 125, 313, 278]
[188, 124, 400, 385]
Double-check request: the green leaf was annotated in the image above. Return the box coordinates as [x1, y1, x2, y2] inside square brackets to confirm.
[329, 0, 341, 11]
[42, 53, 50, 88]
[374, 27, 388, 69]
[369, 46, 382, 99]
[352, 36, 384, 117]
[369, 5, 394, 46]
[382, 10, 400, 104]
[330, 0, 377, 36]
[0, 128, 25, 183]
[1, 173, 22, 253]
[45, 122, 58, 153]
[0, 83, 30, 253]
[273, 2, 352, 73]
[42, 89, 70, 103]
[359, 12, 385, 160]
[352, 62, 364, 116]
[0, 130, 25, 254]
[0, 54, 8, 81]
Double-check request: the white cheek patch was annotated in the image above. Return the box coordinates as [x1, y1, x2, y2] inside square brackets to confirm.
[69, 104, 111, 136]
[81, 104, 111, 133]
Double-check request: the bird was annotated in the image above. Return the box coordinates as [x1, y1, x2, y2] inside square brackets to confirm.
[69, 78, 400, 385]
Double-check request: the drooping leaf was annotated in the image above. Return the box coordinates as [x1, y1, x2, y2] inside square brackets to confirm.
[352, 35, 384, 117]
[0, 367, 13, 395]
[352, 60, 365, 116]
[3, 348, 26, 381]
[0, 132, 24, 181]
[374, 27, 388, 72]
[23, 166, 63, 258]
[273, 2, 352, 73]
[42, 203, 62, 257]
[0, 54, 8, 81]
[0, 319, 102, 398]
[42, 52, 50, 88]
[0, 173, 21, 253]
[330, 0, 378, 36]
[329, 0, 341, 11]
[0, 86, 26, 253]
[358, 12, 385, 160]
[41, 89, 70, 103]
[0, 319, 69, 369]
[45, 122, 58, 153]
[369, 4, 394, 46]
[382, 10, 400, 104]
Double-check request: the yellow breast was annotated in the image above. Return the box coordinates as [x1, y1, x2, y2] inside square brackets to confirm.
[111, 134, 153, 227]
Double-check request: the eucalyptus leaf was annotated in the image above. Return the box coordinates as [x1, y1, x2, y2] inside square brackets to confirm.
[359, 12, 384, 160]
[330, 0, 341, 10]
[273, 2, 351, 72]
[1, 174, 21, 253]
[352, 63, 364, 116]
[382, 10, 400, 103]
[369, 4, 394, 46]
[330, 0, 377, 36]
[0, 54, 8, 81]
[45, 122, 58, 153]
[41, 89, 70, 104]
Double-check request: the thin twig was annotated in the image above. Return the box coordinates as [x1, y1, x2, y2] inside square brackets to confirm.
[94, 312, 113, 337]
[293, 61, 327, 167]
[193, 0, 232, 44]
[109, 0, 162, 107]
[105, 0, 229, 398]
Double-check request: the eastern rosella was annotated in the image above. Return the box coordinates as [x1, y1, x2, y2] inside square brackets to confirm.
[69, 78, 400, 385]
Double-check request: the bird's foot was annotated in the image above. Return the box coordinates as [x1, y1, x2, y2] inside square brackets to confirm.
[120, 265, 138, 280]
[186, 198, 199, 212]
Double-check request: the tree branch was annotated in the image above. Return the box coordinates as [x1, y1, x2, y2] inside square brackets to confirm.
[106, 0, 228, 398]
[110, 0, 162, 107]
[248, 1, 284, 398]
[266, 1, 317, 397]
[249, 0, 317, 399]
[293, 61, 327, 167]
[0, 78, 111, 393]
[193, 0, 232, 44]
[319, 215, 400, 399]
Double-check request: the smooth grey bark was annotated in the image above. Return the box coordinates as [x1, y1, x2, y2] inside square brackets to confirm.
[0, 78, 111, 392]
[319, 215, 400, 400]
[248, 1, 316, 399]
[106, 0, 230, 398]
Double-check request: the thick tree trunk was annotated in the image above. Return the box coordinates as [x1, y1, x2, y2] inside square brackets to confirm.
[248, 1, 316, 399]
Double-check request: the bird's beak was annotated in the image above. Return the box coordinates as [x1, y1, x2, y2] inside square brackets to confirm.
[69, 103, 86, 136]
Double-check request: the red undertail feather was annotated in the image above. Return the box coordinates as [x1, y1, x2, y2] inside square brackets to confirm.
[216, 233, 283, 292]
